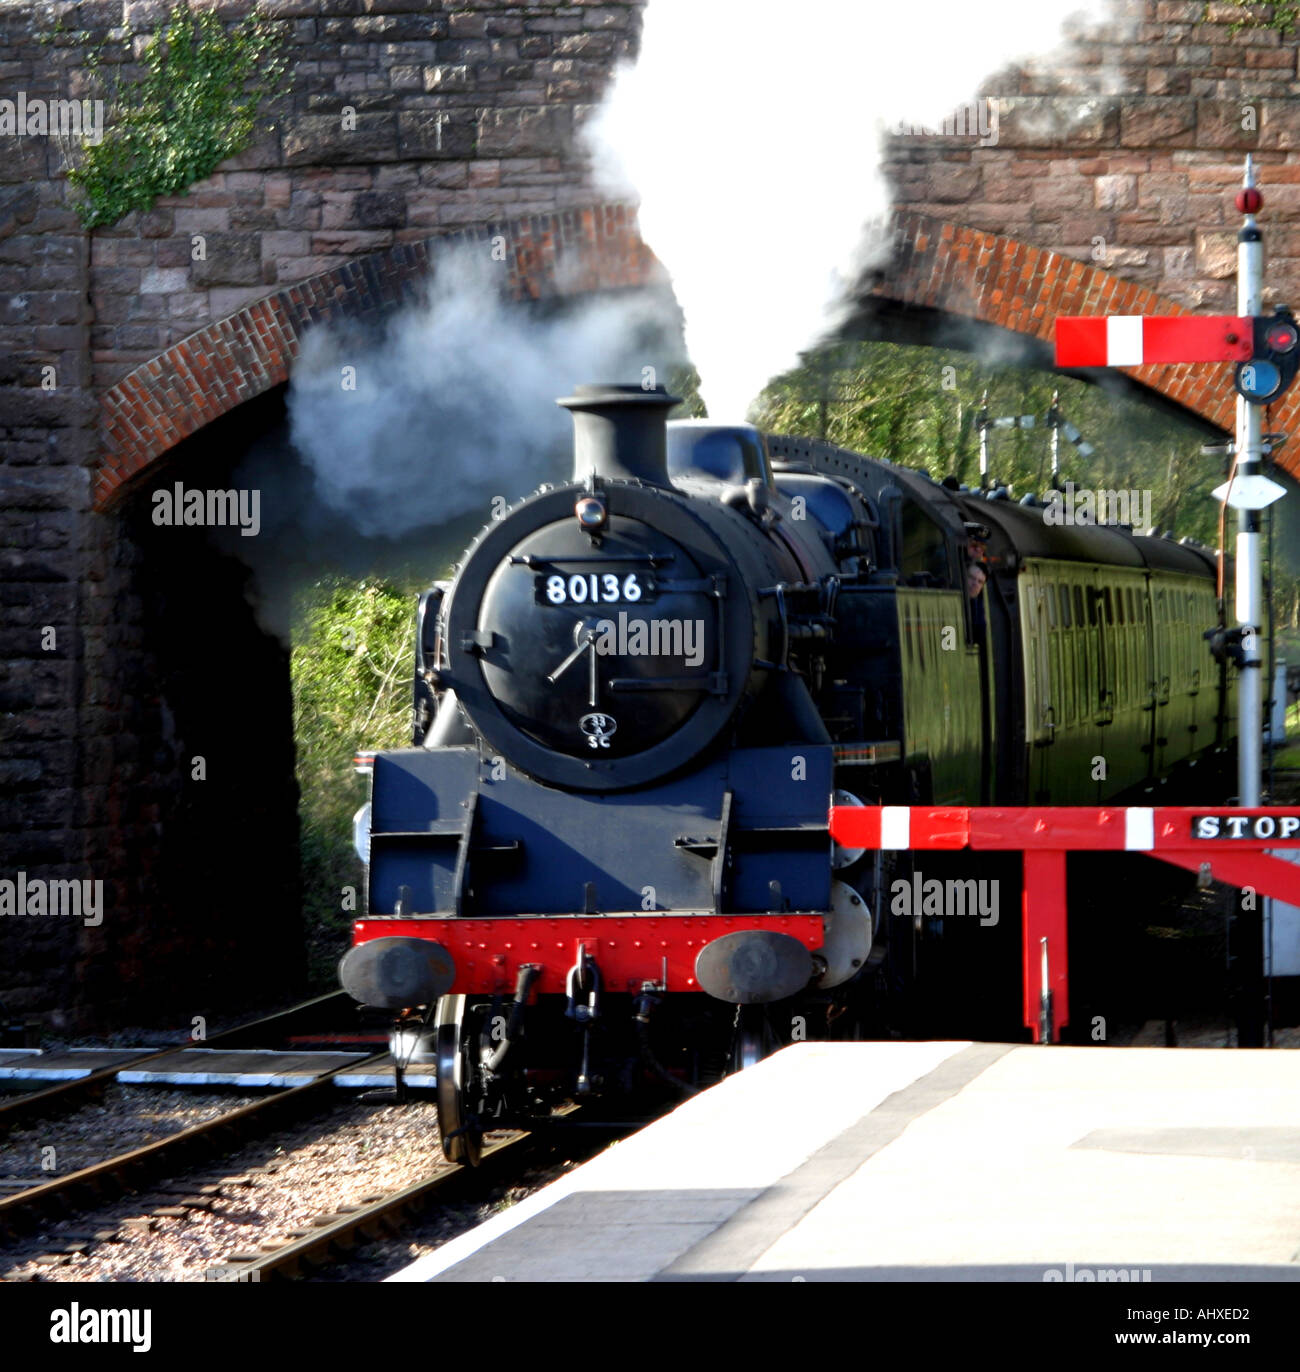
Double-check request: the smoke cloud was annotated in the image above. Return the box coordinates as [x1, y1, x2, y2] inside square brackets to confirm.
[585, 0, 1108, 420]
[287, 249, 684, 538]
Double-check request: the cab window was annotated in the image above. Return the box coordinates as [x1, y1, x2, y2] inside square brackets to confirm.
[899, 500, 953, 587]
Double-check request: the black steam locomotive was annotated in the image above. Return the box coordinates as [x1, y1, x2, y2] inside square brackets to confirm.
[340, 384, 1233, 1161]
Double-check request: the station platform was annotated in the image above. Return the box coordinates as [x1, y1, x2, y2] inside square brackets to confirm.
[390, 1041, 1300, 1283]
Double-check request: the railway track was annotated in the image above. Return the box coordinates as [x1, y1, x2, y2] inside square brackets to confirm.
[209, 1128, 532, 1281]
[5, 1098, 647, 1281]
[0, 1049, 389, 1244]
[0, 982, 665, 1281]
[0, 990, 354, 1133]
[206, 1104, 665, 1282]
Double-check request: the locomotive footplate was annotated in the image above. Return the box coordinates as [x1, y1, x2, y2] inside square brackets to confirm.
[350, 913, 827, 998]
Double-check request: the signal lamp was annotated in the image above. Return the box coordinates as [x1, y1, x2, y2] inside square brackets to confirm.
[1265, 321, 1298, 354]
[1236, 307, 1300, 404]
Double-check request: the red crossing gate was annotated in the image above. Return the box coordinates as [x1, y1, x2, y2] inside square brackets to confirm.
[827, 806, 1300, 1044]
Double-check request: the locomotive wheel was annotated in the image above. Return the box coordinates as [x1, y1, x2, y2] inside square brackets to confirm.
[435, 994, 483, 1167]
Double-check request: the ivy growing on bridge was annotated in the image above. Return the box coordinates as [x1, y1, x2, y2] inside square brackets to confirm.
[1208, 1, 1300, 37]
[60, 6, 290, 230]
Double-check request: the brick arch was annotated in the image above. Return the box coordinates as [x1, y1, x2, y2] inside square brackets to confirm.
[877, 211, 1271, 453]
[96, 206, 1291, 510]
[94, 204, 659, 510]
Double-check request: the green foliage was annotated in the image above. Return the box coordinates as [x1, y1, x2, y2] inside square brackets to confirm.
[667, 365, 708, 418]
[750, 341, 1224, 546]
[64, 6, 289, 230]
[291, 577, 416, 985]
[753, 339, 1300, 652]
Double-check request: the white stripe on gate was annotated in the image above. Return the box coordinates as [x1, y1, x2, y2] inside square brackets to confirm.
[1125, 807, 1155, 851]
[880, 806, 911, 850]
[1106, 315, 1144, 367]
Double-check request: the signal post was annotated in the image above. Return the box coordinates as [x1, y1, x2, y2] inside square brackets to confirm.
[1055, 155, 1296, 808]
[1048, 157, 1300, 1041]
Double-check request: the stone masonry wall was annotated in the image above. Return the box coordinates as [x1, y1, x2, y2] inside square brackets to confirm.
[0, 0, 646, 1024]
[887, 0, 1300, 314]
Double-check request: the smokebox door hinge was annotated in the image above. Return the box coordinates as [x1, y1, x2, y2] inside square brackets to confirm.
[460, 629, 496, 655]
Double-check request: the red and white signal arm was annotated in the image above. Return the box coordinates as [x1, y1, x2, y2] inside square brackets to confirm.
[1055, 315, 1254, 368]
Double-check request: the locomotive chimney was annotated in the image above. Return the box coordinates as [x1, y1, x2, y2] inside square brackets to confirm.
[558, 383, 681, 487]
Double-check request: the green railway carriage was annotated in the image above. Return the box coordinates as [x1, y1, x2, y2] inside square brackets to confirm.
[768, 437, 1235, 811]
[896, 587, 985, 803]
[972, 503, 1235, 805]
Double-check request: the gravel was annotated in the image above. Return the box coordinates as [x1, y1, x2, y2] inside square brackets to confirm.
[0, 1085, 263, 1182]
[1, 1093, 456, 1282]
[315, 1154, 592, 1283]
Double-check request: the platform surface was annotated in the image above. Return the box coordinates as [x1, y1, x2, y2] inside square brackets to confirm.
[390, 1041, 1300, 1283]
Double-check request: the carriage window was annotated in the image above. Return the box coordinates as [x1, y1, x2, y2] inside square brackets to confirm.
[899, 500, 953, 587]
[1104, 588, 1114, 624]
[1059, 586, 1072, 628]
[1045, 585, 1057, 628]
[1115, 587, 1126, 624]
[1125, 588, 1135, 623]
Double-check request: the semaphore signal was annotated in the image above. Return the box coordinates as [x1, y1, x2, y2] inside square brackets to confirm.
[1055, 314, 1254, 368]
[1053, 154, 1290, 811]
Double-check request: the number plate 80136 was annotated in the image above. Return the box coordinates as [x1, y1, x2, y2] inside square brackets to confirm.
[534, 571, 657, 606]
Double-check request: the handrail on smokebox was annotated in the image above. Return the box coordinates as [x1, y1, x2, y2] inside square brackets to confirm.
[827, 805, 1300, 1044]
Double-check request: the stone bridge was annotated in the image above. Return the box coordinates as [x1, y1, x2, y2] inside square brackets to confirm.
[4, 0, 1300, 1022]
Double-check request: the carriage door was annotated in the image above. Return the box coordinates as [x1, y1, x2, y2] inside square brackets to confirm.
[1151, 585, 1173, 773]
[1027, 577, 1056, 801]
[1185, 588, 1204, 756]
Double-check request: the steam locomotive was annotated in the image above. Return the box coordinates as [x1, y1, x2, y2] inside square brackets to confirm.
[339, 384, 1234, 1161]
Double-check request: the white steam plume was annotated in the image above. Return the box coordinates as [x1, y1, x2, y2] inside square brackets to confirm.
[586, 0, 1107, 420]
[287, 249, 683, 537]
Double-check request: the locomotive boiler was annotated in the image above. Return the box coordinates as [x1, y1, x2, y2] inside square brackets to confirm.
[339, 383, 1234, 1161]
